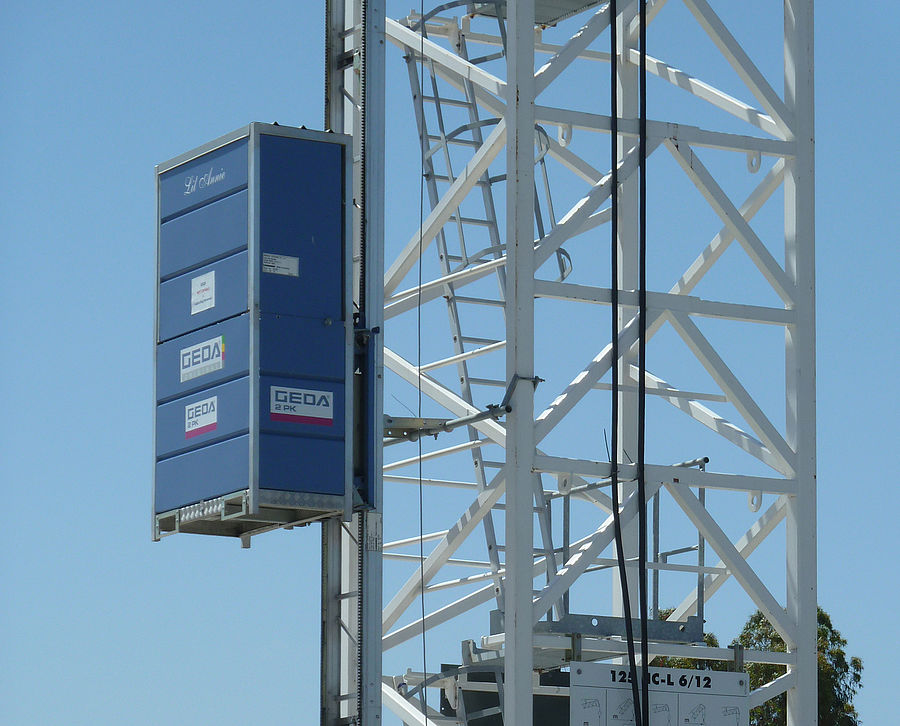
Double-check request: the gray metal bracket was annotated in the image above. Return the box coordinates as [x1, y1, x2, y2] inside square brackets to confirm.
[383, 403, 510, 444]
[491, 610, 705, 644]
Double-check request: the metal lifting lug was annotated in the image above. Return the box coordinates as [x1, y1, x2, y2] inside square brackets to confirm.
[354, 326, 380, 347]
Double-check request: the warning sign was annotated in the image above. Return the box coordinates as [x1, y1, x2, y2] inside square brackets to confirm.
[190, 271, 215, 315]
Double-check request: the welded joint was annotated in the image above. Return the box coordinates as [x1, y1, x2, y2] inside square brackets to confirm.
[500, 373, 544, 411]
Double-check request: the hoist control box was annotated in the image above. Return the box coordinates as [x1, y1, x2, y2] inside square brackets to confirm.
[153, 123, 369, 541]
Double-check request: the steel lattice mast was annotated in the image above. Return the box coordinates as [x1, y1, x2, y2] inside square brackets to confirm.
[322, 0, 815, 723]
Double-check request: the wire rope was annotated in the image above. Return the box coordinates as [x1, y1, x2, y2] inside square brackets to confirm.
[416, 1, 428, 717]
[609, 2, 643, 722]
[637, 1, 651, 724]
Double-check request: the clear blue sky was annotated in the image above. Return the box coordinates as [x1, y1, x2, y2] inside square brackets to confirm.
[1, 2, 896, 724]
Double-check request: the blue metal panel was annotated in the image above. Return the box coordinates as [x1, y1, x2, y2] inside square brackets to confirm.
[258, 434, 344, 495]
[258, 313, 344, 381]
[258, 135, 344, 320]
[156, 315, 250, 402]
[159, 138, 248, 220]
[156, 377, 249, 459]
[157, 250, 248, 341]
[155, 435, 249, 513]
[159, 189, 248, 280]
[154, 125, 355, 529]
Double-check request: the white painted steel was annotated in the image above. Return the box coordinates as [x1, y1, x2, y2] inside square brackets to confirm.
[322, 2, 358, 722]
[384, 121, 507, 296]
[382, 681, 439, 726]
[322, 1, 384, 724]
[784, 1, 817, 722]
[503, 2, 537, 722]
[361, 1, 386, 721]
[639, 369, 784, 471]
[669, 494, 789, 621]
[532, 482, 663, 622]
[628, 49, 782, 137]
[534, 104, 792, 155]
[749, 672, 798, 710]
[665, 140, 796, 304]
[385, 19, 507, 97]
[681, 0, 792, 135]
[534, 5, 611, 95]
[381, 472, 506, 633]
[533, 281, 795, 324]
[481, 632, 796, 666]
[666, 482, 797, 645]
[322, 1, 816, 722]
[668, 312, 796, 476]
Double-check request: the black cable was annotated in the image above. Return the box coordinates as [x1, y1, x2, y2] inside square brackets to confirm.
[638, 1, 650, 725]
[416, 1, 428, 716]
[609, 3, 642, 723]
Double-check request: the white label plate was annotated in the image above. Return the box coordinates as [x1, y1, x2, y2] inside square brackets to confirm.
[269, 385, 333, 426]
[185, 395, 218, 439]
[679, 693, 746, 726]
[262, 253, 300, 277]
[179, 335, 225, 383]
[190, 271, 215, 315]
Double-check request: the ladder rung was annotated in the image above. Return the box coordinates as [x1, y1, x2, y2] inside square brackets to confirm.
[454, 296, 505, 307]
[427, 173, 493, 187]
[461, 336, 502, 345]
[422, 95, 473, 108]
[491, 505, 547, 513]
[448, 215, 493, 227]
[427, 135, 482, 148]
[468, 377, 505, 387]
[494, 545, 554, 551]
[419, 341, 505, 372]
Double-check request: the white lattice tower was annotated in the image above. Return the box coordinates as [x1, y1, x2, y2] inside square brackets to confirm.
[324, 1, 815, 723]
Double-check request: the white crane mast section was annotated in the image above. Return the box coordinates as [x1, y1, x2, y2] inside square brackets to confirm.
[323, 1, 816, 724]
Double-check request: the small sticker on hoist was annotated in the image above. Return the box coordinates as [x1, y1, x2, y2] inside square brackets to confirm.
[270, 385, 333, 426]
[190, 271, 215, 314]
[262, 253, 300, 277]
[185, 395, 218, 438]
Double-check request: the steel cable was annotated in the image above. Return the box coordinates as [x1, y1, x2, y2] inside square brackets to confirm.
[416, 1, 428, 717]
[637, 1, 650, 723]
[609, 2, 643, 723]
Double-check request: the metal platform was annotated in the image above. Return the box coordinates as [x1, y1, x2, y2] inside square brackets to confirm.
[154, 488, 346, 541]
[472, 0, 602, 26]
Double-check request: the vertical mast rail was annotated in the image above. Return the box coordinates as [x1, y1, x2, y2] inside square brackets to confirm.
[323, 1, 384, 724]
[504, 1, 536, 724]
[784, 0, 816, 723]
[351, 2, 816, 722]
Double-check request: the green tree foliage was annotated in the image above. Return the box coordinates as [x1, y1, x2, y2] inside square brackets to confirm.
[651, 608, 729, 671]
[650, 607, 862, 725]
[736, 607, 863, 726]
